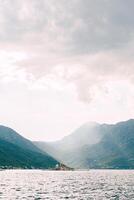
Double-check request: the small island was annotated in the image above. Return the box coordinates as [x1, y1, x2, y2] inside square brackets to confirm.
[55, 163, 74, 171]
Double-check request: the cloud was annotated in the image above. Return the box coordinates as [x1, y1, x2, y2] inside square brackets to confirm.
[0, 0, 134, 104]
[1, 0, 134, 140]
[0, 0, 134, 49]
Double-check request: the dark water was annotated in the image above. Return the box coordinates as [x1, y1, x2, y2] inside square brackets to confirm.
[0, 170, 134, 199]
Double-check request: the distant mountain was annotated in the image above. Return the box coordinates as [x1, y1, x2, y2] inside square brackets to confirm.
[34, 119, 134, 169]
[34, 122, 105, 161]
[57, 122, 103, 150]
[0, 126, 58, 169]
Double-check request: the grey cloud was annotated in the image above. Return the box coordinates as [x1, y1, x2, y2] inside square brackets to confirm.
[0, 0, 134, 52]
[1, 0, 134, 103]
[69, 0, 134, 53]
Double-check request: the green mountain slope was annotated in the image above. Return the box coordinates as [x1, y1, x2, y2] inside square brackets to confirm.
[0, 126, 43, 153]
[0, 126, 58, 169]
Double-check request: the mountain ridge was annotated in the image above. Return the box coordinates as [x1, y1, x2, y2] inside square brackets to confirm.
[34, 119, 134, 169]
[0, 126, 59, 169]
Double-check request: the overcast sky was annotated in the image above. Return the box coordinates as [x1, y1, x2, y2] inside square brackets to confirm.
[0, 0, 134, 141]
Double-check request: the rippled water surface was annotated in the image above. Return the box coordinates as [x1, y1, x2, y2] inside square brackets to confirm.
[0, 170, 134, 199]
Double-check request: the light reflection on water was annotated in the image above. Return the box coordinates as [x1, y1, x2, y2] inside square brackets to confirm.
[0, 170, 134, 199]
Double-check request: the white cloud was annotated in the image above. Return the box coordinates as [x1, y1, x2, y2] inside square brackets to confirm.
[0, 0, 134, 140]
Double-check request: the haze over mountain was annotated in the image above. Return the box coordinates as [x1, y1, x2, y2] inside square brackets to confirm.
[34, 122, 104, 160]
[34, 119, 134, 169]
[0, 126, 58, 169]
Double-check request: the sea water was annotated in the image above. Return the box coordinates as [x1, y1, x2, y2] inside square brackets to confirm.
[0, 170, 134, 199]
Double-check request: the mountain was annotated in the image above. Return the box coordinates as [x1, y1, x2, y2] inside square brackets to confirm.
[0, 126, 43, 153]
[34, 122, 105, 161]
[0, 126, 58, 169]
[34, 119, 134, 169]
[80, 119, 134, 169]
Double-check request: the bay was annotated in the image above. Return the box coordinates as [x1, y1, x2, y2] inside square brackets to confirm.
[0, 170, 134, 199]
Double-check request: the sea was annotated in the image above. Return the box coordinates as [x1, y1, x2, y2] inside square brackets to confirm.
[0, 170, 134, 200]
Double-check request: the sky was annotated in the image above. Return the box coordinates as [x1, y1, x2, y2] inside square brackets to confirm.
[0, 0, 134, 141]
